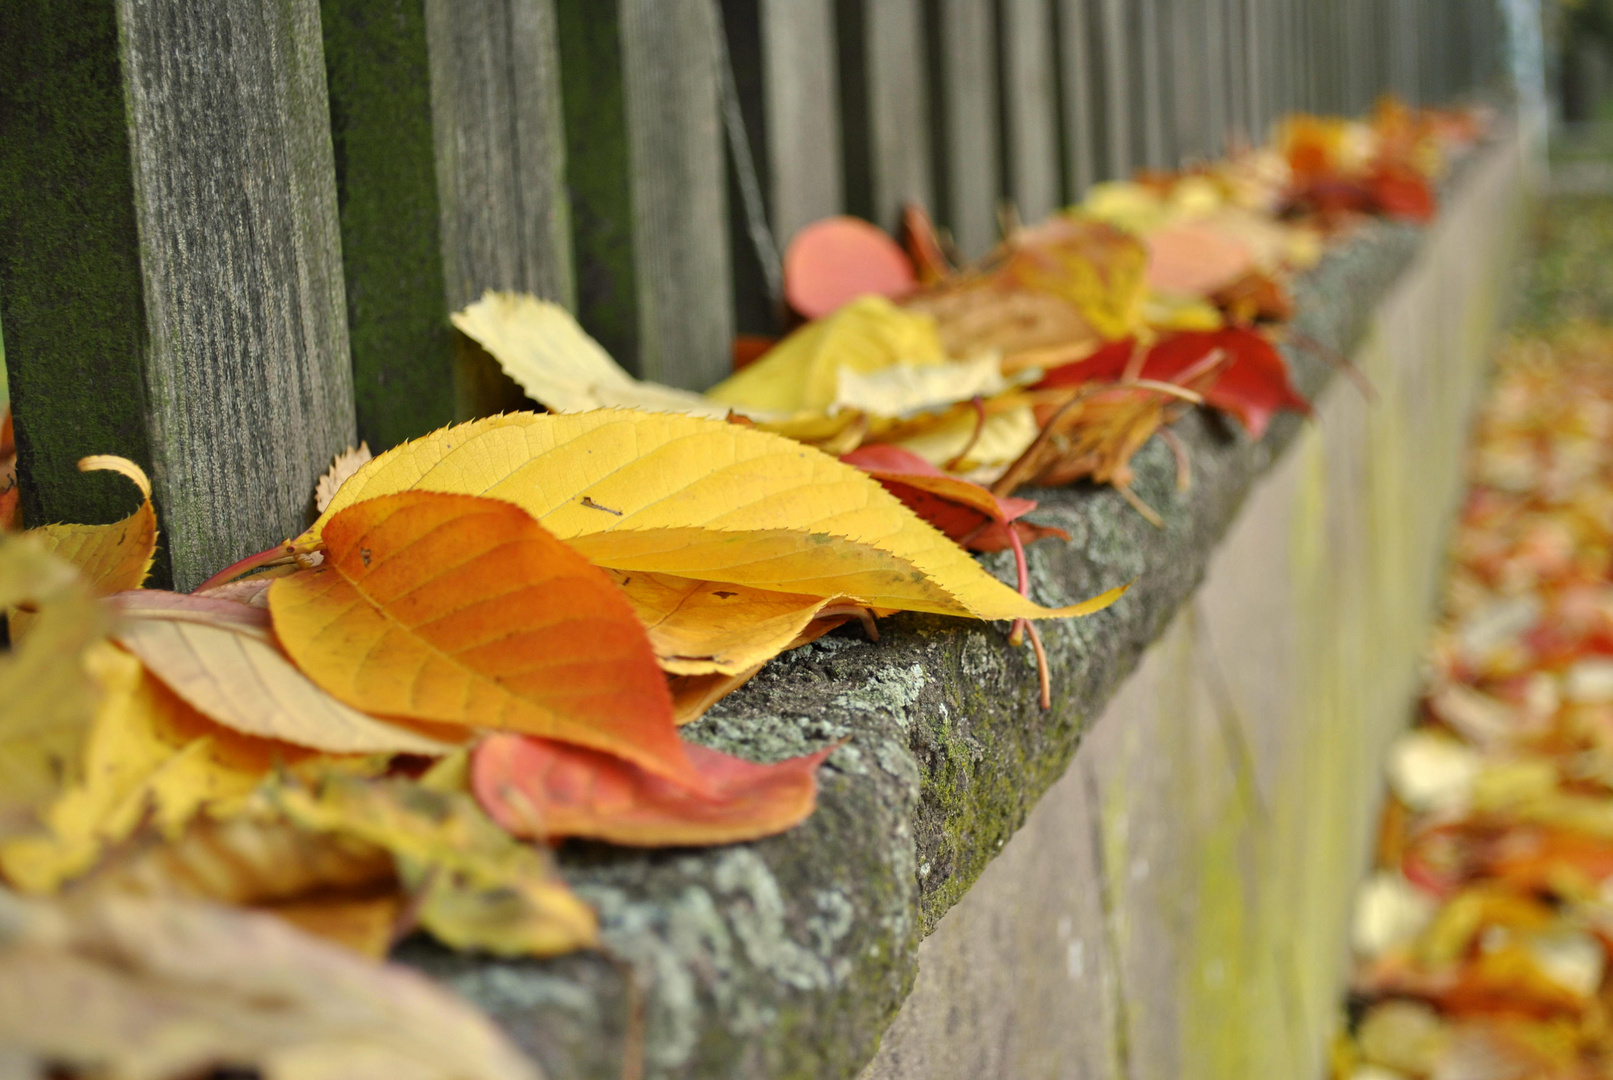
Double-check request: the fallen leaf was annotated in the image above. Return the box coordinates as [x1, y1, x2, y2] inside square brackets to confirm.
[706, 296, 947, 415]
[273, 490, 701, 785]
[0, 658, 309, 894]
[27, 454, 157, 595]
[0, 887, 545, 1080]
[783, 215, 916, 318]
[1145, 220, 1256, 297]
[473, 733, 835, 846]
[452, 292, 726, 418]
[833, 352, 1011, 418]
[115, 600, 463, 755]
[1037, 328, 1309, 439]
[608, 569, 837, 676]
[302, 410, 1124, 622]
[840, 443, 1068, 552]
[316, 442, 373, 513]
[999, 217, 1150, 340]
[261, 890, 404, 959]
[0, 535, 110, 832]
[272, 771, 598, 958]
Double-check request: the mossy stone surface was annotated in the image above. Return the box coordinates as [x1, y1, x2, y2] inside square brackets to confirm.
[400, 154, 1474, 1080]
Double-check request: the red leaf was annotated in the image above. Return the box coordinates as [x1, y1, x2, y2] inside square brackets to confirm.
[839, 444, 1067, 552]
[472, 733, 834, 846]
[784, 216, 916, 319]
[1369, 162, 1437, 222]
[1035, 330, 1310, 440]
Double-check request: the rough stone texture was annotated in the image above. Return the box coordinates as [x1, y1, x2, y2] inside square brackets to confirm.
[401, 132, 1521, 1080]
[863, 128, 1531, 1080]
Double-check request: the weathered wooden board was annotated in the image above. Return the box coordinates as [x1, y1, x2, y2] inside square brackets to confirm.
[760, 0, 843, 247]
[927, 0, 1001, 259]
[1056, 0, 1101, 193]
[1098, 0, 1132, 178]
[1001, 0, 1064, 223]
[2, 0, 357, 591]
[619, 0, 732, 390]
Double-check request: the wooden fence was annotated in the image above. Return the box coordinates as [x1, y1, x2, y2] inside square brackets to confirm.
[0, 0, 1511, 590]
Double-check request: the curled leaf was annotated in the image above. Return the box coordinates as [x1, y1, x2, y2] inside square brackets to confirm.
[28, 454, 157, 595]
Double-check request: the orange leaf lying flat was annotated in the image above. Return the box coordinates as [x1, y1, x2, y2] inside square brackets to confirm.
[269, 491, 703, 788]
[472, 733, 834, 846]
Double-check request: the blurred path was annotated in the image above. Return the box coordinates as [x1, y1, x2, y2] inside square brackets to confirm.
[1331, 140, 1613, 1080]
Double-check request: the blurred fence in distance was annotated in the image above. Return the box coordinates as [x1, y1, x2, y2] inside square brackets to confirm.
[0, 0, 1515, 589]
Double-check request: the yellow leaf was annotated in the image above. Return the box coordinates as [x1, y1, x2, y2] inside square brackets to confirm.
[0, 888, 544, 1080]
[0, 662, 301, 894]
[115, 607, 463, 755]
[706, 295, 948, 414]
[610, 569, 836, 675]
[273, 771, 598, 958]
[0, 535, 110, 830]
[261, 890, 403, 959]
[304, 410, 1124, 621]
[890, 403, 1041, 477]
[832, 352, 1011, 418]
[453, 290, 727, 417]
[27, 455, 157, 595]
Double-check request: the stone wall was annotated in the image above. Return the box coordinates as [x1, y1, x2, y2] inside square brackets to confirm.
[401, 126, 1534, 1080]
[862, 122, 1533, 1080]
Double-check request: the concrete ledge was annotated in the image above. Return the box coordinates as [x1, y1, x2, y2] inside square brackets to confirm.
[400, 126, 1532, 1080]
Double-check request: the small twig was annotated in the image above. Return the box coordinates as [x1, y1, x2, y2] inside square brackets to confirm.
[816, 603, 880, 642]
[1024, 619, 1051, 710]
[1116, 483, 1165, 528]
[193, 542, 299, 593]
[1160, 426, 1192, 492]
[944, 396, 989, 471]
[1172, 346, 1230, 389]
[1289, 329, 1377, 402]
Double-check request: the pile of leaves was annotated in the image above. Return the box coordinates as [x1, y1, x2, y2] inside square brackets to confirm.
[0, 100, 1479, 1079]
[1335, 327, 1613, 1080]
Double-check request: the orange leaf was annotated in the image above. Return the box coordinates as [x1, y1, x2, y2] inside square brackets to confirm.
[268, 491, 703, 788]
[784, 216, 916, 319]
[472, 733, 834, 846]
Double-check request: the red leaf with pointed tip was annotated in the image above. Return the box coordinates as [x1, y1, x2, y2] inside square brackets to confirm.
[472, 733, 834, 846]
[1035, 330, 1309, 440]
[784, 216, 917, 319]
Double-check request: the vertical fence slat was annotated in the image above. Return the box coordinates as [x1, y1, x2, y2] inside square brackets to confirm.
[761, 0, 843, 246]
[1, 0, 357, 591]
[1098, 0, 1131, 178]
[321, 0, 455, 452]
[1002, 0, 1064, 221]
[0, 4, 155, 549]
[930, 0, 1001, 258]
[1057, 0, 1101, 194]
[619, 0, 732, 389]
[1171, 0, 1206, 163]
[866, 0, 935, 229]
[425, 0, 571, 414]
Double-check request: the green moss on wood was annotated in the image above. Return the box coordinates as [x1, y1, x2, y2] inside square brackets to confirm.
[555, 0, 642, 375]
[0, 0, 170, 583]
[320, 0, 455, 450]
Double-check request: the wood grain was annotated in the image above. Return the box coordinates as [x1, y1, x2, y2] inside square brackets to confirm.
[934, 0, 1001, 259]
[117, 0, 355, 590]
[620, 0, 733, 390]
[761, 0, 844, 247]
[1000, 0, 1062, 223]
